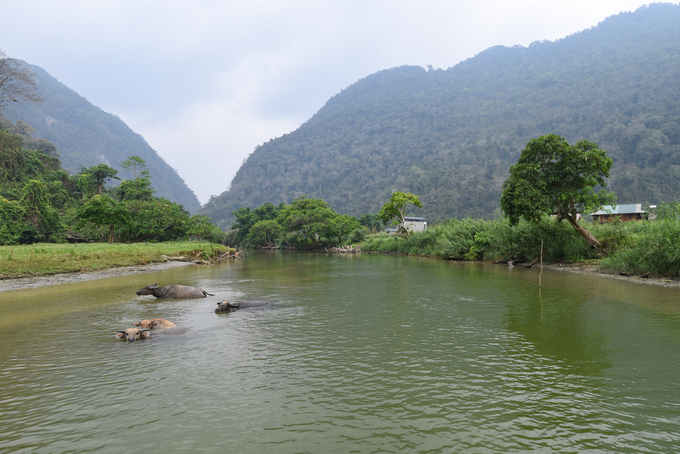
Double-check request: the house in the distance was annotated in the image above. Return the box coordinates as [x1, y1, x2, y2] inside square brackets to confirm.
[385, 217, 428, 234]
[589, 204, 647, 222]
[404, 217, 427, 232]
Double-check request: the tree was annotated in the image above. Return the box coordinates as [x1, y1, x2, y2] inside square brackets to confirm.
[76, 195, 130, 243]
[377, 191, 423, 237]
[358, 213, 384, 232]
[500, 134, 616, 248]
[120, 155, 150, 180]
[247, 220, 283, 248]
[79, 164, 119, 195]
[122, 198, 190, 242]
[277, 196, 344, 248]
[0, 49, 42, 108]
[231, 202, 283, 243]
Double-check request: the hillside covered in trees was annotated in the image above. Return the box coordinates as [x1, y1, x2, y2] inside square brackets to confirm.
[201, 3, 680, 228]
[2, 66, 201, 212]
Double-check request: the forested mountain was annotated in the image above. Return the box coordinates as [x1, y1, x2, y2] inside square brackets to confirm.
[2, 66, 201, 212]
[201, 3, 680, 228]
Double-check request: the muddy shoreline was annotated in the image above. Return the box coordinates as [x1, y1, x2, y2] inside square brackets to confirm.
[543, 263, 680, 288]
[0, 261, 194, 292]
[1, 257, 679, 292]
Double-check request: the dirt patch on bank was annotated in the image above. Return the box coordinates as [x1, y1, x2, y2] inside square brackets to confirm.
[0, 261, 194, 293]
[544, 263, 680, 288]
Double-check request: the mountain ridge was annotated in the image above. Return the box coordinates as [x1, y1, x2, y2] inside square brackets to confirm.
[201, 3, 680, 228]
[2, 64, 201, 212]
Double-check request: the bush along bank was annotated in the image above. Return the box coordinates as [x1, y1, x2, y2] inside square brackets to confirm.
[359, 215, 680, 279]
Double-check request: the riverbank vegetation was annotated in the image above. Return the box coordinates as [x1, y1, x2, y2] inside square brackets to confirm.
[0, 241, 233, 278]
[0, 127, 225, 246]
[360, 203, 680, 278]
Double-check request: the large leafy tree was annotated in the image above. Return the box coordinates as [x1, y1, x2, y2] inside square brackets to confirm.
[231, 202, 283, 243]
[76, 195, 131, 244]
[79, 164, 120, 195]
[247, 220, 283, 248]
[118, 155, 154, 201]
[500, 134, 616, 248]
[277, 196, 357, 248]
[377, 191, 423, 237]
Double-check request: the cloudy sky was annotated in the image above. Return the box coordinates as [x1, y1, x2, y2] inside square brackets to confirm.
[0, 0, 661, 204]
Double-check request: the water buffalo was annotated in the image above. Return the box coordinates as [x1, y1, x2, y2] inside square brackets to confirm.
[215, 301, 271, 312]
[136, 283, 213, 299]
[132, 318, 177, 330]
[115, 328, 151, 342]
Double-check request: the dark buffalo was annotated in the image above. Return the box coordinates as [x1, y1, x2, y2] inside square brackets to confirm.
[136, 283, 213, 299]
[215, 301, 271, 312]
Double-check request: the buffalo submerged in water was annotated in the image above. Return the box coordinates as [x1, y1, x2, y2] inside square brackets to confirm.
[215, 301, 272, 312]
[136, 284, 214, 299]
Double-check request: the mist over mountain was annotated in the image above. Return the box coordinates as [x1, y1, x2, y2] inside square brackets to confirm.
[3, 65, 201, 212]
[201, 3, 680, 228]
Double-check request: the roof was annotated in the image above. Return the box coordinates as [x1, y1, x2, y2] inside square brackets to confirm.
[589, 204, 647, 216]
[404, 217, 427, 222]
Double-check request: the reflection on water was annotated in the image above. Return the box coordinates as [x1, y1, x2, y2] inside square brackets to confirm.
[1, 251, 680, 453]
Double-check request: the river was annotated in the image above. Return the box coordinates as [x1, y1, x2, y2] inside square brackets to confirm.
[1, 250, 679, 453]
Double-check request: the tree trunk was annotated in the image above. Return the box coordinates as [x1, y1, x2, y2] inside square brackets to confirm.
[564, 216, 600, 248]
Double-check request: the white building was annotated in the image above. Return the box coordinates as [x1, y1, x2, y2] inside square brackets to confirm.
[404, 217, 427, 233]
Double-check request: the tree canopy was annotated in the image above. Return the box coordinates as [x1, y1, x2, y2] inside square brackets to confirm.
[0, 131, 225, 245]
[500, 134, 615, 248]
[377, 191, 423, 237]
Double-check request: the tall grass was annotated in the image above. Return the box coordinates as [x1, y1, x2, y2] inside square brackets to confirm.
[362, 217, 599, 263]
[361, 216, 680, 277]
[600, 220, 680, 277]
[0, 241, 231, 277]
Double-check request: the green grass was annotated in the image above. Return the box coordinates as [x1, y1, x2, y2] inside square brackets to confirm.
[360, 217, 680, 278]
[0, 241, 232, 278]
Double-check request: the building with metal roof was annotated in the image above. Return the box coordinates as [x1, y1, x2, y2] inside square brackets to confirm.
[589, 204, 647, 222]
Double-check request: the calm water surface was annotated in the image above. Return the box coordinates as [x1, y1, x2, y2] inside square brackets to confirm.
[1, 251, 680, 453]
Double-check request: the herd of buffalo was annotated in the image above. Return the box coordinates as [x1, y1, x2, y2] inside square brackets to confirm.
[115, 283, 272, 342]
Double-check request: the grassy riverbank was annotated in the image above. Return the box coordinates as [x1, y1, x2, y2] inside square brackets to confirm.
[360, 216, 680, 278]
[0, 242, 233, 278]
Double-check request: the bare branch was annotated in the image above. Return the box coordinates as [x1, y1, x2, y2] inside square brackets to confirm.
[0, 48, 43, 108]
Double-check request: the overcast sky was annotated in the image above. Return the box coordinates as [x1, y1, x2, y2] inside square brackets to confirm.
[0, 0, 664, 204]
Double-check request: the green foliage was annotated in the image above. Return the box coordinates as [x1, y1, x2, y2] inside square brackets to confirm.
[201, 4, 680, 227]
[377, 191, 423, 237]
[247, 220, 283, 247]
[78, 164, 119, 195]
[231, 202, 283, 244]
[657, 201, 680, 221]
[277, 196, 359, 248]
[361, 216, 598, 263]
[76, 195, 130, 243]
[501, 134, 615, 247]
[600, 219, 680, 277]
[120, 155, 150, 179]
[121, 198, 190, 243]
[345, 227, 368, 244]
[187, 214, 226, 243]
[115, 178, 155, 201]
[0, 196, 26, 244]
[357, 213, 384, 232]
[2, 65, 201, 212]
[501, 135, 615, 224]
[0, 124, 225, 245]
